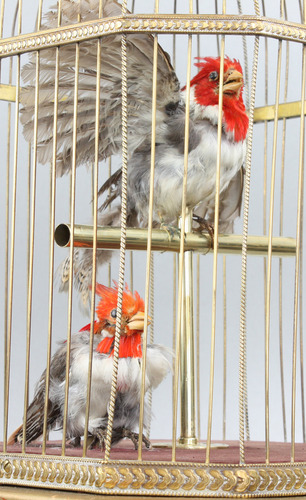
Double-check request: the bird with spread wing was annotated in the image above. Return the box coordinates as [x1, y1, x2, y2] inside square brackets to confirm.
[20, 0, 249, 307]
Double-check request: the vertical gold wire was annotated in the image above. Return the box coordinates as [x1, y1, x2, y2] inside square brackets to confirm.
[91, 163, 94, 219]
[254, 0, 260, 15]
[17, 0, 22, 34]
[42, 54, 60, 457]
[222, 0, 229, 437]
[0, 0, 5, 79]
[3, 0, 22, 451]
[3, 55, 20, 454]
[237, 0, 252, 443]
[129, 252, 133, 292]
[172, 0, 176, 70]
[137, 0, 159, 460]
[83, 1, 104, 450]
[299, 140, 305, 444]
[61, 42, 80, 457]
[41, 0, 62, 456]
[27, 145, 31, 293]
[99, 0, 103, 16]
[220, 0, 230, 435]
[291, 42, 306, 463]
[22, 49, 40, 454]
[146, 252, 155, 439]
[108, 157, 112, 287]
[195, 0, 201, 443]
[262, 0, 268, 328]
[171, 0, 177, 432]
[261, 0, 268, 454]
[3, 51, 13, 452]
[0, 0, 5, 38]
[149, 254, 154, 344]
[196, 0, 200, 57]
[278, 23, 289, 443]
[298, 0, 303, 22]
[222, 255, 227, 441]
[36, 0, 43, 30]
[83, 37, 101, 457]
[238, 35, 260, 464]
[298, 0, 306, 448]
[104, 0, 128, 461]
[206, 34, 225, 465]
[214, 0, 220, 56]
[172, 29, 193, 462]
[265, 40, 282, 465]
[236, 0, 249, 108]
[196, 254, 201, 440]
[172, 255, 177, 373]
[57, 0, 62, 27]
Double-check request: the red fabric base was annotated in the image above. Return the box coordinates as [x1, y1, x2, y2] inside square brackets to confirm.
[2, 440, 306, 464]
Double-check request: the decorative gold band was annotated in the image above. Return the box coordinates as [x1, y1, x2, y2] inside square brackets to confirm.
[2, 456, 306, 496]
[0, 15, 306, 58]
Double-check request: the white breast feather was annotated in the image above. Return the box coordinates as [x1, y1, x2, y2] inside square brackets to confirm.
[66, 343, 171, 434]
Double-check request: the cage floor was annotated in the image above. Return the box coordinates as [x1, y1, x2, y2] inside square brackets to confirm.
[2, 440, 306, 464]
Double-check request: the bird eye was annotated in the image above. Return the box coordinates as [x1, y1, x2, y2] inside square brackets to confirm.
[209, 71, 219, 81]
[110, 309, 117, 319]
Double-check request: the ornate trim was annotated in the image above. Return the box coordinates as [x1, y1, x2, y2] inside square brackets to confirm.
[0, 15, 305, 58]
[2, 456, 306, 496]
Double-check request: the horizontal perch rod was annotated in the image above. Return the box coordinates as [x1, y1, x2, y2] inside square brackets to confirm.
[54, 224, 296, 257]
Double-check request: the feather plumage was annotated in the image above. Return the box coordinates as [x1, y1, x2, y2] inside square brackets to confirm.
[8, 284, 172, 448]
[20, 0, 249, 306]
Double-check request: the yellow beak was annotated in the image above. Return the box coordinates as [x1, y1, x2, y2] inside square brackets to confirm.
[127, 310, 151, 331]
[222, 69, 243, 95]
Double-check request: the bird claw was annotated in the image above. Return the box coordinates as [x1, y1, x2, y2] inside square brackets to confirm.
[120, 427, 151, 450]
[88, 428, 107, 450]
[160, 221, 180, 241]
[88, 427, 151, 450]
[192, 214, 214, 246]
[158, 211, 180, 241]
[67, 436, 81, 448]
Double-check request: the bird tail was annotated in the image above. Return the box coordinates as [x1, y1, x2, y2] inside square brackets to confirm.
[7, 416, 44, 446]
[7, 424, 23, 445]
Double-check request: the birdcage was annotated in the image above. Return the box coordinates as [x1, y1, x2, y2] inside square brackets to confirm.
[1, 0, 306, 497]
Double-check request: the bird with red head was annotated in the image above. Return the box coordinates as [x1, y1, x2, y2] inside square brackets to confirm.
[8, 283, 172, 449]
[20, 0, 249, 307]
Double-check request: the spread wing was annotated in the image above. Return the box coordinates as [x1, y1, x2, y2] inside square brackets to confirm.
[20, 0, 180, 176]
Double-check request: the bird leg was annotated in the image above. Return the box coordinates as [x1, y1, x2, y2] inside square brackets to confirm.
[192, 214, 214, 246]
[118, 427, 151, 450]
[158, 212, 180, 241]
[87, 427, 151, 450]
[67, 436, 81, 447]
[88, 428, 107, 449]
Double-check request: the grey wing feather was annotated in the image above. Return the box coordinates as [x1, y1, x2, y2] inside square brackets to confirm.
[9, 345, 68, 444]
[20, 0, 179, 176]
